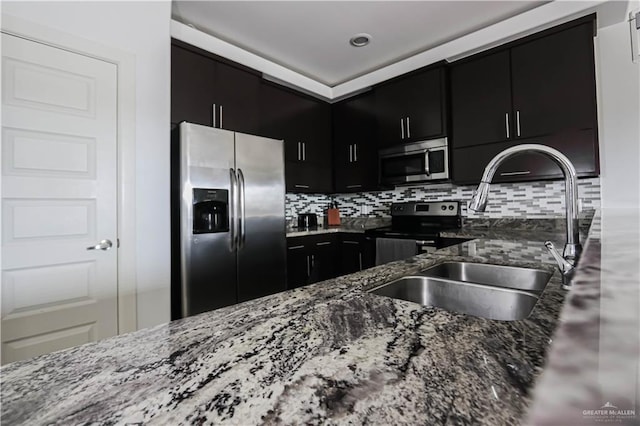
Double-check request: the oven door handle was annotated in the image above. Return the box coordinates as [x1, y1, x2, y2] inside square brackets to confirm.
[424, 150, 430, 176]
[416, 240, 436, 245]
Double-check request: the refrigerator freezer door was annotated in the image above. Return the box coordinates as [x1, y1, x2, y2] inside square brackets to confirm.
[235, 133, 287, 302]
[179, 123, 237, 316]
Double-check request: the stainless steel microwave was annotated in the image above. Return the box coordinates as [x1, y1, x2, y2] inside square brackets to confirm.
[379, 138, 449, 186]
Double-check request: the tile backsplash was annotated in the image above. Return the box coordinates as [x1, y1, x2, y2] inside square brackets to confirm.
[286, 177, 601, 220]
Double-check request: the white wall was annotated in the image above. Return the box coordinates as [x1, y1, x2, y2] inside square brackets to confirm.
[1, 1, 172, 329]
[595, 8, 640, 209]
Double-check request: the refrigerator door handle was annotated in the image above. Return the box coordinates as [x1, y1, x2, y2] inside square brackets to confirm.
[237, 168, 246, 249]
[229, 168, 238, 251]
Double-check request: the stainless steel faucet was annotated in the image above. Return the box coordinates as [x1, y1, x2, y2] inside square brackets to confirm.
[468, 144, 581, 289]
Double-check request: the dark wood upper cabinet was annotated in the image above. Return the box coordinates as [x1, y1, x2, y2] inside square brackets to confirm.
[259, 82, 332, 193]
[452, 129, 598, 184]
[450, 50, 512, 148]
[376, 65, 447, 147]
[332, 91, 378, 193]
[171, 41, 261, 135]
[510, 22, 597, 139]
[212, 60, 262, 135]
[171, 43, 216, 127]
[450, 16, 599, 184]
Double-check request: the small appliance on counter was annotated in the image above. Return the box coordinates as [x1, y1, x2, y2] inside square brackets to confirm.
[297, 213, 318, 230]
[365, 201, 465, 265]
[327, 201, 340, 226]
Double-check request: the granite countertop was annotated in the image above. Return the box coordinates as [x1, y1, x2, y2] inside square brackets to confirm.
[2, 210, 638, 425]
[286, 225, 365, 238]
[286, 217, 388, 238]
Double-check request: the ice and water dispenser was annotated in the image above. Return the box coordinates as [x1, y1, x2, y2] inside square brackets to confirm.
[192, 188, 229, 234]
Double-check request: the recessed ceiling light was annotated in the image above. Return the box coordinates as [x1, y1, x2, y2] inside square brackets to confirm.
[350, 33, 371, 47]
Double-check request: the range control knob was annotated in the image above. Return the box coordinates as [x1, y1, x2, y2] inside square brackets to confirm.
[449, 205, 454, 210]
[441, 205, 447, 211]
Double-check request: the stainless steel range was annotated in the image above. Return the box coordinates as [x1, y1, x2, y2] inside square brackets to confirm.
[365, 201, 464, 265]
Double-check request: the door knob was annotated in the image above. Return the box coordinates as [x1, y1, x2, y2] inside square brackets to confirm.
[86, 239, 113, 251]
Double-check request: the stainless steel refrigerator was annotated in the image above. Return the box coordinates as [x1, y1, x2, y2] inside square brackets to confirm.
[171, 122, 286, 319]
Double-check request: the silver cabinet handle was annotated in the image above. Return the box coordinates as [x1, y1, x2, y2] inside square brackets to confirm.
[86, 239, 113, 251]
[500, 171, 531, 176]
[294, 184, 310, 189]
[302, 142, 306, 161]
[359, 252, 363, 270]
[400, 118, 405, 139]
[505, 112, 510, 138]
[346, 184, 362, 189]
[219, 105, 223, 128]
[237, 168, 246, 249]
[229, 168, 238, 251]
[516, 110, 521, 137]
[212, 104, 217, 128]
[297, 142, 301, 161]
[343, 241, 359, 245]
[349, 144, 353, 162]
[354, 144, 358, 162]
[306, 255, 311, 277]
[288, 245, 304, 250]
[316, 241, 331, 246]
[406, 116, 411, 138]
[311, 254, 315, 268]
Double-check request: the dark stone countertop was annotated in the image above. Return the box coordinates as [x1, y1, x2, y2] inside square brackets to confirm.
[1, 210, 637, 425]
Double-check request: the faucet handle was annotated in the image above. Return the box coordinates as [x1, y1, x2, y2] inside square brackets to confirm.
[544, 241, 574, 272]
[545, 241, 576, 290]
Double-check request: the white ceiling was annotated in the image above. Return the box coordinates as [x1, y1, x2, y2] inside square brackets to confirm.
[172, 1, 548, 87]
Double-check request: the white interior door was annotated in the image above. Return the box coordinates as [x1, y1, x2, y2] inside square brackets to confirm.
[1, 33, 118, 364]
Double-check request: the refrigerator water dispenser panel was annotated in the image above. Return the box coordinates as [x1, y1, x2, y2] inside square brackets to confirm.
[193, 188, 229, 234]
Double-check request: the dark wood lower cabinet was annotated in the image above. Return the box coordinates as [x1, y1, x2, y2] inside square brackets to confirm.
[286, 233, 375, 289]
[340, 235, 375, 275]
[286, 234, 337, 289]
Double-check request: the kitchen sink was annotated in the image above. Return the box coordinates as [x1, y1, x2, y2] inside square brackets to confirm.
[368, 262, 554, 321]
[369, 276, 540, 321]
[418, 262, 553, 293]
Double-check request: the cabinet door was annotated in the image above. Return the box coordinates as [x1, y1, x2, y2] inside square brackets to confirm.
[212, 61, 262, 135]
[332, 92, 378, 192]
[511, 22, 597, 139]
[309, 237, 338, 283]
[259, 83, 308, 160]
[361, 236, 376, 269]
[452, 128, 598, 184]
[171, 44, 215, 126]
[376, 80, 408, 147]
[285, 161, 332, 193]
[340, 237, 364, 275]
[304, 100, 332, 166]
[450, 50, 512, 148]
[404, 67, 445, 140]
[286, 243, 309, 290]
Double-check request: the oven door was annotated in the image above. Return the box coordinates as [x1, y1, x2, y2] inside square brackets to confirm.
[379, 141, 449, 185]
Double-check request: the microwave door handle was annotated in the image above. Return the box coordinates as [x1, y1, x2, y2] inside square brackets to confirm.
[424, 150, 431, 176]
